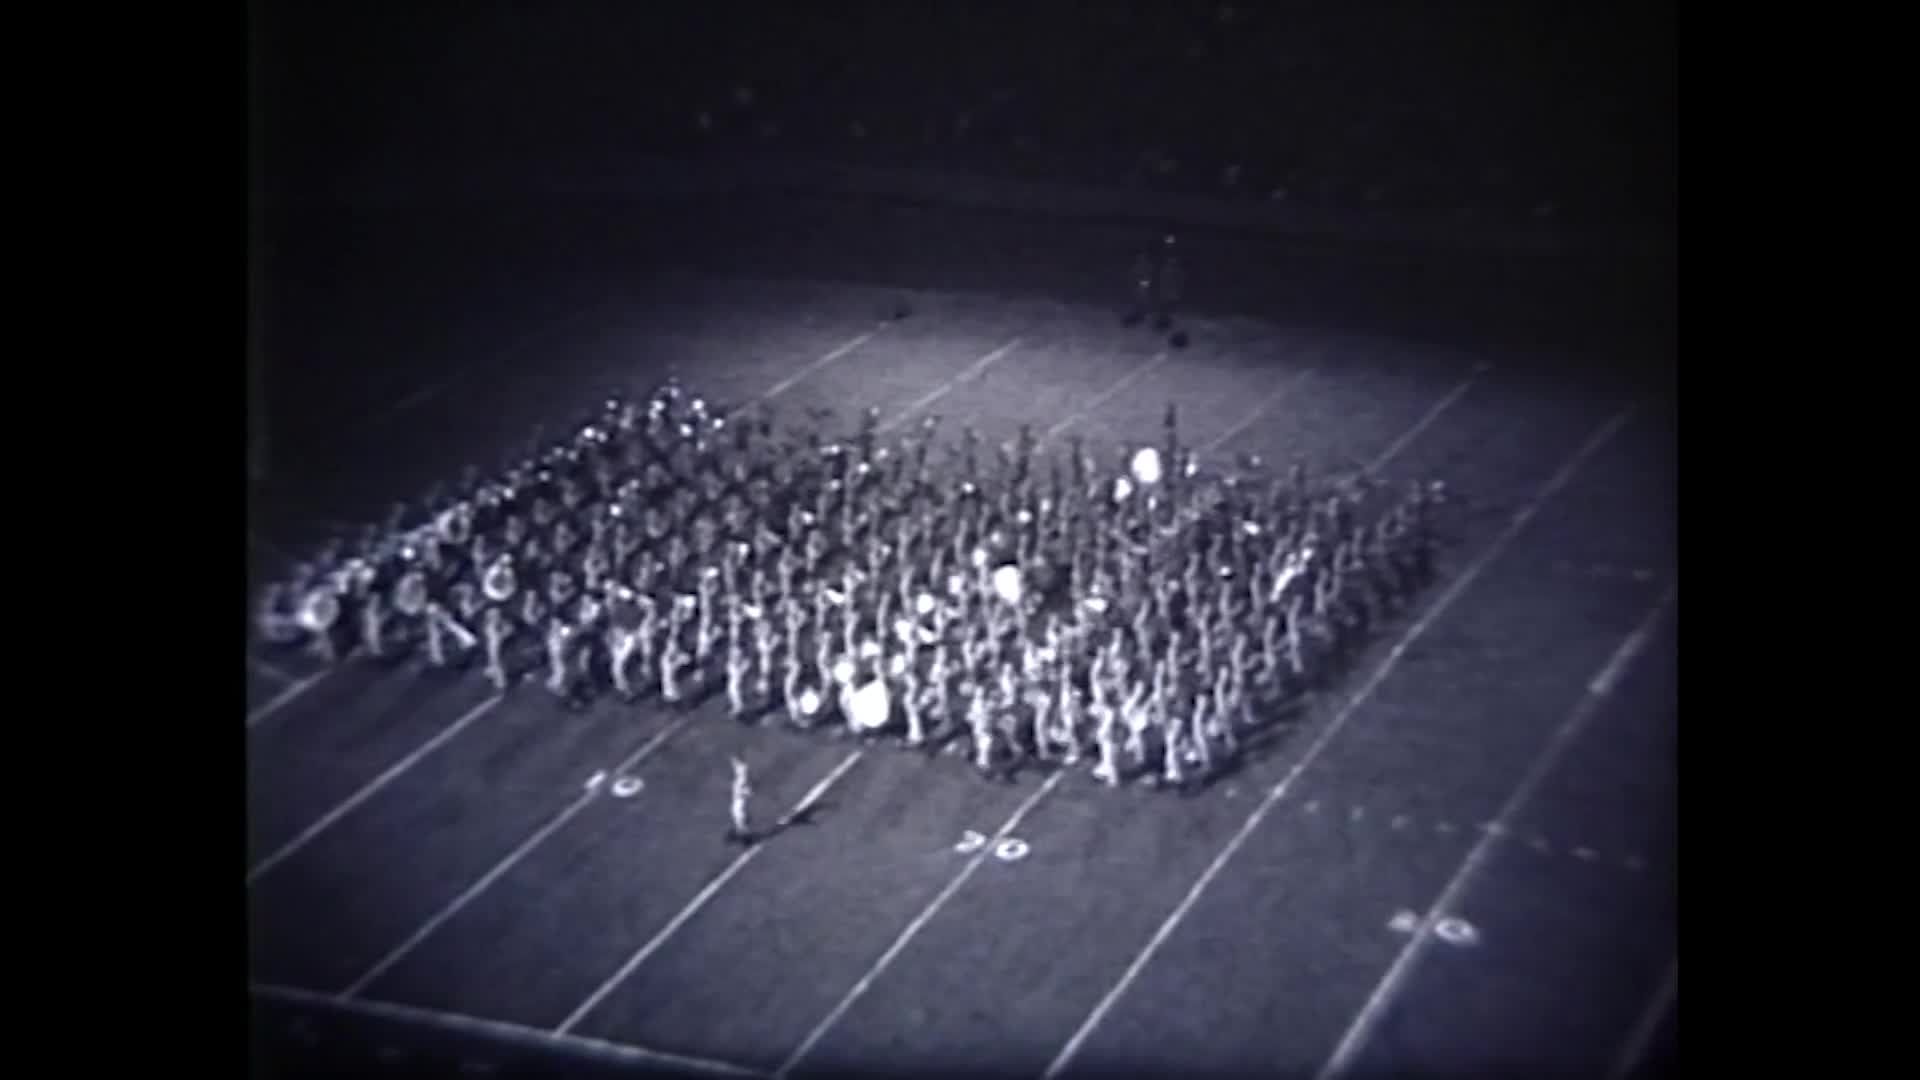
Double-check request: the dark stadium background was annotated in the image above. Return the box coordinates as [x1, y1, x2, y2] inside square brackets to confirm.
[246, 4, 1675, 1078]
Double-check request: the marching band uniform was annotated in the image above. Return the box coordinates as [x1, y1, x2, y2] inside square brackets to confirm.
[727, 755, 755, 845]
[254, 380, 1448, 797]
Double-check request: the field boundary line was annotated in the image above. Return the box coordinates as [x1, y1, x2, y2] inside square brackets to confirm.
[252, 981, 768, 1079]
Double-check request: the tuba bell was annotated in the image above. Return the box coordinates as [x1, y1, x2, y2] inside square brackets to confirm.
[394, 570, 429, 618]
[297, 585, 341, 635]
[482, 556, 518, 605]
[435, 503, 473, 547]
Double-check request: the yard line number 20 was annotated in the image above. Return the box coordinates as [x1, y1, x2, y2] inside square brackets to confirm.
[956, 830, 1030, 861]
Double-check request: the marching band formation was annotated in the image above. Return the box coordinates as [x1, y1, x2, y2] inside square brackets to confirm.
[255, 377, 1447, 795]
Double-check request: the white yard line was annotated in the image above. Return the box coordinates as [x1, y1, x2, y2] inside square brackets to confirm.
[877, 339, 1023, 434]
[247, 696, 503, 886]
[1199, 358, 1325, 455]
[1316, 583, 1676, 1080]
[346, 340, 1019, 998]
[1041, 404, 1640, 1080]
[1041, 351, 1169, 444]
[775, 365, 1529, 1075]
[1362, 362, 1492, 477]
[553, 751, 866, 1037]
[246, 671, 330, 730]
[339, 708, 708, 999]
[751, 325, 891, 406]
[775, 771, 1068, 1079]
[253, 981, 768, 1079]
[356, 298, 616, 436]
[1607, 959, 1678, 1080]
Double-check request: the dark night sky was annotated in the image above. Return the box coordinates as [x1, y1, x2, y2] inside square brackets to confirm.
[250, 2, 1672, 220]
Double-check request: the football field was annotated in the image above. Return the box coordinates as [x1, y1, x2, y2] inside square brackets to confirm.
[246, 204, 1675, 1079]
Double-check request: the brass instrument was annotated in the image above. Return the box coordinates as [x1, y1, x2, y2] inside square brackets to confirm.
[296, 586, 341, 634]
[394, 570, 429, 618]
[482, 556, 518, 604]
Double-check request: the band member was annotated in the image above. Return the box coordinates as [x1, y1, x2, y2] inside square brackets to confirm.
[659, 636, 684, 705]
[727, 755, 755, 846]
[1092, 695, 1123, 787]
[1188, 694, 1214, 776]
[517, 585, 549, 635]
[1159, 707, 1186, 787]
[812, 618, 836, 711]
[1260, 610, 1284, 686]
[725, 635, 752, 718]
[544, 615, 580, 701]
[753, 616, 780, 699]
[783, 641, 815, 728]
[605, 589, 644, 700]
[695, 569, 722, 664]
[254, 584, 303, 647]
[1122, 679, 1152, 766]
[358, 586, 390, 661]
[926, 644, 953, 738]
[393, 566, 429, 627]
[1029, 684, 1055, 763]
[582, 542, 613, 595]
[1312, 566, 1340, 638]
[1055, 668, 1082, 766]
[901, 661, 928, 747]
[482, 605, 514, 691]
[1285, 594, 1308, 681]
[968, 686, 995, 775]
[482, 554, 517, 606]
[1212, 665, 1240, 754]
[451, 580, 485, 627]
[637, 591, 660, 676]
[423, 600, 476, 668]
[295, 583, 342, 663]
